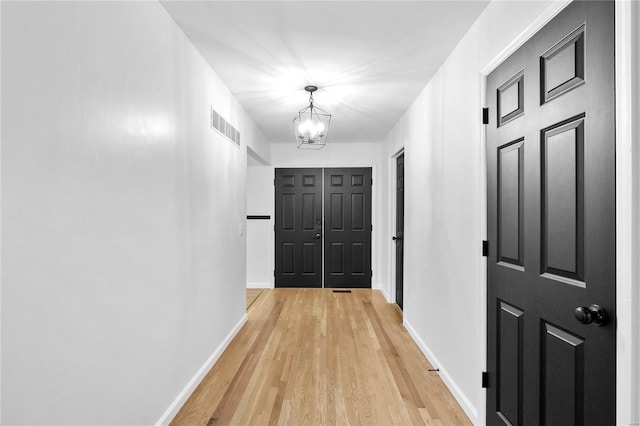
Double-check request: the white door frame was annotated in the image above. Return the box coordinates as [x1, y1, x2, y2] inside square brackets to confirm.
[478, 1, 639, 424]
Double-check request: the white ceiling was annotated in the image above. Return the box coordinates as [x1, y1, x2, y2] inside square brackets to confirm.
[161, 1, 490, 145]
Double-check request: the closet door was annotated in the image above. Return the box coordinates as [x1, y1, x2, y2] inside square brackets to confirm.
[486, 2, 615, 424]
[324, 168, 372, 288]
[274, 168, 323, 288]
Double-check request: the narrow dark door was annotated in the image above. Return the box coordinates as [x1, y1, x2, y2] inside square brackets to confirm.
[395, 154, 405, 309]
[486, 2, 615, 425]
[275, 168, 323, 288]
[324, 168, 372, 288]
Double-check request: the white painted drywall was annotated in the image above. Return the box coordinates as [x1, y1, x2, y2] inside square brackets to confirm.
[633, 3, 640, 421]
[632, 1, 640, 425]
[251, 142, 388, 292]
[0, 2, 3, 423]
[246, 166, 274, 288]
[1, 2, 264, 424]
[381, 1, 563, 423]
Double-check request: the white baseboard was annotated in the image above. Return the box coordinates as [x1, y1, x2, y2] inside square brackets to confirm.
[378, 286, 391, 303]
[155, 313, 249, 425]
[246, 282, 273, 289]
[404, 319, 479, 424]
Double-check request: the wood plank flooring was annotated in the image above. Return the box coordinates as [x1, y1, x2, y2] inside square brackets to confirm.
[171, 289, 471, 426]
[246, 289, 263, 310]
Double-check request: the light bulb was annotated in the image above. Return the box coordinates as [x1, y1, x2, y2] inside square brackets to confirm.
[296, 117, 326, 143]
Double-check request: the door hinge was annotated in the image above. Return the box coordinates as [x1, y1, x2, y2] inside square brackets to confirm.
[482, 371, 489, 388]
[371, 178, 373, 186]
[274, 270, 276, 277]
[482, 108, 489, 125]
[370, 224, 373, 231]
[482, 240, 489, 257]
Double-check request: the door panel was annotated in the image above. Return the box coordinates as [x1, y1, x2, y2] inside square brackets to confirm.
[324, 168, 372, 288]
[541, 116, 585, 281]
[395, 154, 405, 309]
[275, 168, 322, 287]
[541, 322, 585, 426]
[330, 193, 343, 230]
[486, 2, 615, 424]
[497, 301, 524, 426]
[497, 139, 524, 267]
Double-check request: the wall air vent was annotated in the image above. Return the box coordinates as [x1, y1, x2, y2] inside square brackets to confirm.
[211, 106, 240, 146]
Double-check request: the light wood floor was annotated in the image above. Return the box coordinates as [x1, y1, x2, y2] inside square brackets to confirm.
[246, 289, 264, 310]
[172, 289, 470, 426]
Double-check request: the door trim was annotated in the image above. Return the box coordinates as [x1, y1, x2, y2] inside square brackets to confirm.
[614, 2, 639, 423]
[479, 2, 639, 425]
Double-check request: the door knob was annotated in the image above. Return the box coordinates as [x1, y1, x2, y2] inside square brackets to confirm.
[392, 235, 402, 241]
[574, 304, 607, 325]
[313, 233, 322, 239]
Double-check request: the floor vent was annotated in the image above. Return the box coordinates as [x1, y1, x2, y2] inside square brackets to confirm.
[211, 106, 240, 146]
[332, 289, 352, 293]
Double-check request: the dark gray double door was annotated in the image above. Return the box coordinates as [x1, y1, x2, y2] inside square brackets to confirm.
[486, 1, 615, 425]
[275, 168, 372, 288]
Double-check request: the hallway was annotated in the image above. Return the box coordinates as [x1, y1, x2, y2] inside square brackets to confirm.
[172, 289, 470, 426]
[1, 1, 638, 424]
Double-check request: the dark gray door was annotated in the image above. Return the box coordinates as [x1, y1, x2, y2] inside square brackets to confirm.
[486, 1, 615, 425]
[324, 168, 372, 288]
[395, 154, 405, 309]
[275, 168, 323, 288]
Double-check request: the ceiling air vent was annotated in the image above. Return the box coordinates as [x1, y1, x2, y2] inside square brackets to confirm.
[211, 106, 240, 146]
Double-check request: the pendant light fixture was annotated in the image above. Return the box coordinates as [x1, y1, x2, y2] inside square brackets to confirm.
[293, 85, 331, 149]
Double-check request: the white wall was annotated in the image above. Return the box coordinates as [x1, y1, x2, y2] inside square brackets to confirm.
[246, 142, 389, 293]
[384, 1, 640, 423]
[1, 2, 263, 424]
[634, 1, 640, 419]
[246, 166, 274, 288]
[628, 1, 640, 421]
[381, 1, 564, 423]
[0, 2, 3, 423]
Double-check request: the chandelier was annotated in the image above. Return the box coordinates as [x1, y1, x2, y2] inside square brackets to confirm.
[293, 85, 331, 149]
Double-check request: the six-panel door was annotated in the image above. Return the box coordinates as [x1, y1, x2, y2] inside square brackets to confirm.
[274, 168, 323, 288]
[486, 1, 615, 425]
[395, 154, 405, 309]
[324, 168, 373, 288]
